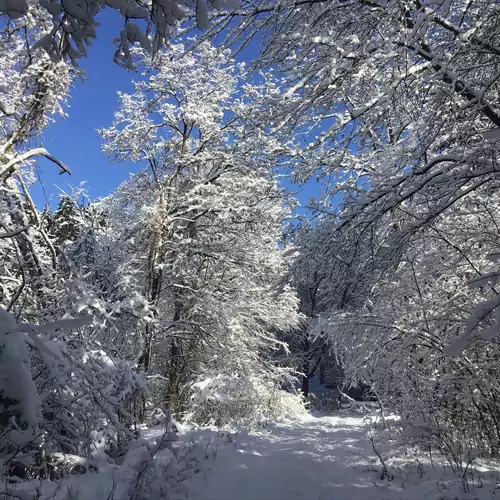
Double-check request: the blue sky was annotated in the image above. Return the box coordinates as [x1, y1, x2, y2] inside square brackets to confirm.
[30, 11, 321, 216]
[31, 10, 141, 208]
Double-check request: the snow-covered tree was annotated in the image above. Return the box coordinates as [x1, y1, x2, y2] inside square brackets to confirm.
[198, 0, 500, 458]
[0, 8, 73, 313]
[92, 41, 302, 423]
[0, 15, 148, 473]
[0, 0, 241, 68]
[296, 184, 500, 461]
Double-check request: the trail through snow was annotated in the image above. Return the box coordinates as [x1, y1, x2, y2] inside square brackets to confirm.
[8, 413, 500, 499]
[187, 414, 401, 500]
[186, 414, 500, 500]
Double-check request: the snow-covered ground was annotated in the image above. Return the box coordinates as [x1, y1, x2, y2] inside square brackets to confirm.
[5, 413, 500, 499]
[186, 413, 500, 500]
[188, 414, 378, 500]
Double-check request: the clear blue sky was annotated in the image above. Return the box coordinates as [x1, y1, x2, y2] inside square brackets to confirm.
[30, 11, 320, 215]
[31, 10, 142, 207]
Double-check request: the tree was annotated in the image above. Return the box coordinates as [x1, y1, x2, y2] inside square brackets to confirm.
[0, 8, 73, 316]
[0, 15, 147, 471]
[205, 0, 500, 237]
[0, 0, 241, 68]
[286, 214, 399, 397]
[92, 40, 302, 422]
[196, 0, 500, 458]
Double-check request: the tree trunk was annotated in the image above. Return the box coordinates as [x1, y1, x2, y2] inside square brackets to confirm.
[137, 325, 153, 423]
[166, 337, 180, 410]
[301, 373, 310, 398]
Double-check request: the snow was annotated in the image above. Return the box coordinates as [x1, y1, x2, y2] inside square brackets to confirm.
[188, 415, 376, 500]
[5, 412, 500, 499]
[184, 414, 500, 500]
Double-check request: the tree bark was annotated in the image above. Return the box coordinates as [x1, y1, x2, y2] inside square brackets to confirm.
[301, 372, 310, 398]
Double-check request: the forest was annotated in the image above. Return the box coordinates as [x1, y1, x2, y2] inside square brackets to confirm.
[2, 0, 500, 498]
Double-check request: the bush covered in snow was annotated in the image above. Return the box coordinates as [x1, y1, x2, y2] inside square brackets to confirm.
[0, 309, 145, 478]
[184, 371, 306, 427]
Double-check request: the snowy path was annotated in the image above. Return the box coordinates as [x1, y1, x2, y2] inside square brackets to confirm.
[186, 414, 500, 500]
[188, 414, 391, 500]
[9, 413, 500, 499]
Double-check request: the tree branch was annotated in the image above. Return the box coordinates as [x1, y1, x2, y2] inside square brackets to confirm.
[0, 224, 31, 238]
[0, 147, 71, 184]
